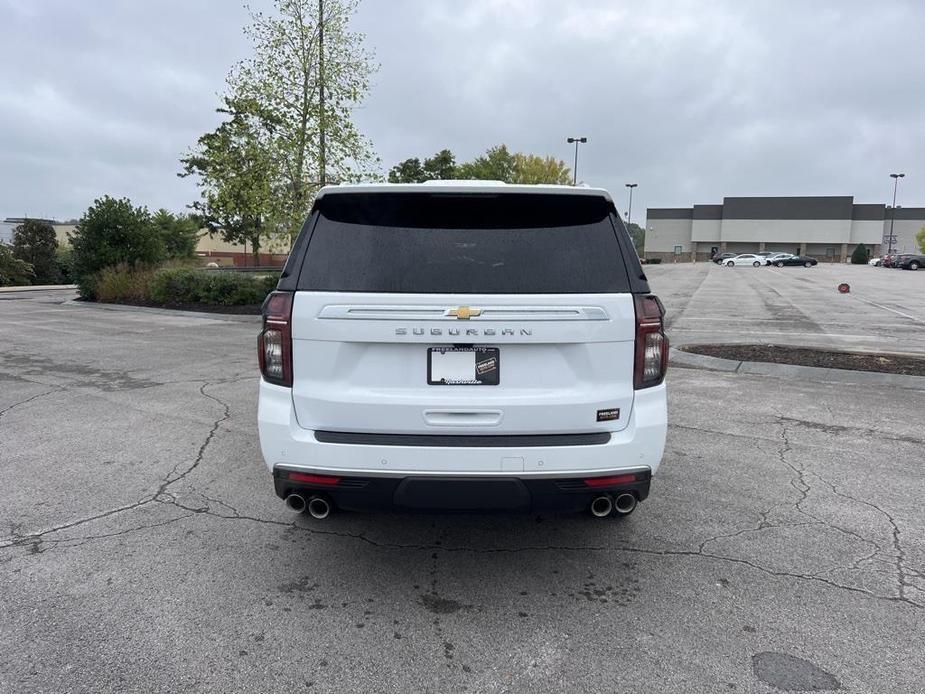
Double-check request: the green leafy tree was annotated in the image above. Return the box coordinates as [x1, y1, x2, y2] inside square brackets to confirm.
[850, 243, 869, 264]
[152, 209, 200, 260]
[69, 197, 166, 299]
[181, 98, 278, 264]
[625, 222, 646, 255]
[511, 153, 571, 184]
[221, 0, 379, 237]
[917, 226, 925, 253]
[423, 149, 457, 180]
[0, 244, 33, 287]
[388, 157, 426, 183]
[457, 144, 517, 182]
[12, 219, 59, 284]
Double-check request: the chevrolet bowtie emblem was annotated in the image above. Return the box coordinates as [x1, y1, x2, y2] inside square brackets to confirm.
[447, 306, 481, 320]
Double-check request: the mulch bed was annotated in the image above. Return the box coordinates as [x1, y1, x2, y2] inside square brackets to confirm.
[681, 344, 925, 377]
[93, 298, 261, 315]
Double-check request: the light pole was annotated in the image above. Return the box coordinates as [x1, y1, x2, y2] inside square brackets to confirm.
[887, 173, 905, 253]
[625, 183, 638, 225]
[566, 137, 587, 185]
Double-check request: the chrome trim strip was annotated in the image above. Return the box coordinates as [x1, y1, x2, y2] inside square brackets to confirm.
[274, 463, 651, 480]
[317, 305, 609, 321]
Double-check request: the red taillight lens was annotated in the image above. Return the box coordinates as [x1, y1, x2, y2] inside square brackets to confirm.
[634, 294, 668, 389]
[584, 474, 637, 487]
[287, 472, 341, 486]
[258, 291, 294, 387]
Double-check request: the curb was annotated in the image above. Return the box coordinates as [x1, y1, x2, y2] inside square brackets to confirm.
[669, 348, 925, 391]
[0, 284, 77, 293]
[62, 299, 261, 323]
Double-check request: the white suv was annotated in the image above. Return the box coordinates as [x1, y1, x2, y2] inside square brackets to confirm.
[257, 182, 668, 519]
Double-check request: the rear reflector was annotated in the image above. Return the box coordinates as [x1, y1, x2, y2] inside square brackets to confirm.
[584, 474, 637, 487]
[287, 472, 342, 486]
[633, 294, 668, 389]
[258, 291, 294, 387]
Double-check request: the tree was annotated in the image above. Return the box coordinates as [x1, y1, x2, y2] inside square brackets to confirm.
[12, 219, 59, 284]
[850, 243, 869, 264]
[917, 226, 925, 253]
[151, 209, 200, 260]
[511, 153, 571, 185]
[625, 222, 646, 255]
[181, 98, 278, 264]
[457, 144, 517, 182]
[69, 197, 166, 299]
[0, 245, 33, 287]
[388, 157, 426, 183]
[220, 0, 379, 238]
[423, 149, 457, 180]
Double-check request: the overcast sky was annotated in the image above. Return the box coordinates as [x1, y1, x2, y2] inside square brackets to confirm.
[1, 0, 923, 224]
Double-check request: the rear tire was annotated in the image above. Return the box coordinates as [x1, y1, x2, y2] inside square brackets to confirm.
[910, 261, 920, 270]
[775, 261, 784, 267]
[804, 261, 812, 267]
[726, 261, 735, 267]
[752, 261, 761, 267]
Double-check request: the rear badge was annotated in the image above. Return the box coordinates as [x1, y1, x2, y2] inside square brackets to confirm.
[596, 408, 620, 422]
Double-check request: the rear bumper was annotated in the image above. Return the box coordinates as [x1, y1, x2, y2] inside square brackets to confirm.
[272, 466, 651, 513]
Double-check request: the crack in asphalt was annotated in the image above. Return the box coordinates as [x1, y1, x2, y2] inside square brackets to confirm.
[0, 385, 63, 424]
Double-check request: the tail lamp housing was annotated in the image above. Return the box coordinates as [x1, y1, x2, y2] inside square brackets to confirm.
[633, 294, 668, 389]
[258, 291, 294, 387]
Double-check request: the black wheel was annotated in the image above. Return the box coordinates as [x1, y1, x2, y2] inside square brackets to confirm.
[726, 261, 735, 267]
[775, 261, 784, 268]
[910, 261, 920, 271]
[752, 261, 760, 267]
[804, 261, 812, 267]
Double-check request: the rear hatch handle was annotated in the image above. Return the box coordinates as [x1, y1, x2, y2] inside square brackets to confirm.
[422, 410, 504, 427]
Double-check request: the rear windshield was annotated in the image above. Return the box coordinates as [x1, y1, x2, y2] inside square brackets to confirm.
[296, 192, 632, 294]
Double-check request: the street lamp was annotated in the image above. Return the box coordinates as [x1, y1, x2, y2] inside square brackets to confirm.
[566, 137, 587, 186]
[625, 183, 638, 225]
[887, 172, 905, 254]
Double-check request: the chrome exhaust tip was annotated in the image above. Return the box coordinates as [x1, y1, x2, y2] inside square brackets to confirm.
[613, 492, 637, 516]
[590, 495, 613, 518]
[307, 495, 331, 520]
[285, 493, 306, 513]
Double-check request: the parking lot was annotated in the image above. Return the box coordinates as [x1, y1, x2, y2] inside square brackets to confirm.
[1, 272, 924, 693]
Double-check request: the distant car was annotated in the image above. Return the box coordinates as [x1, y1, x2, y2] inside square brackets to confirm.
[898, 254, 924, 270]
[723, 254, 764, 267]
[868, 257, 882, 267]
[770, 255, 817, 268]
[764, 252, 793, 265]
[712, 253, 737, 264]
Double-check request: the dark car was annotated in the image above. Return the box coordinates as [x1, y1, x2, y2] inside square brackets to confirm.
[712, 253, 737, 264]
[898, 254, 924, 270]
[770, 255, 817, 267]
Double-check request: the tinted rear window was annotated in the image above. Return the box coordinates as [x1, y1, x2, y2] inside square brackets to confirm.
[296, 193, 631, 294]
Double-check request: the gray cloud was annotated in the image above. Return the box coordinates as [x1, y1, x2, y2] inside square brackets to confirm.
[1, 0, 922, 222]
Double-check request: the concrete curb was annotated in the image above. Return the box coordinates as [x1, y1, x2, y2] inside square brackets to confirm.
[0, 284, 77, 293]
[62, 299, 261, 323]
[669, 347, 925, 391]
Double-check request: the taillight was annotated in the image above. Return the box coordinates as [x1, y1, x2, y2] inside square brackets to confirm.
[258, 291, 293, 387]
[634, 294, 668, 389]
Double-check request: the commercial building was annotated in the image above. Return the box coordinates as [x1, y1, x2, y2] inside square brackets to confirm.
[645, 196, 925, 262]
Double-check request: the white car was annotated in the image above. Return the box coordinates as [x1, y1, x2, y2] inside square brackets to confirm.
[257, 182, 668, 520]
[723, 254, 765, 267]
[868, 257, 882, 267]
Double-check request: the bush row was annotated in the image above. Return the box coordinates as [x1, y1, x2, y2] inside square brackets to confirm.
[94, 263, 278, 306]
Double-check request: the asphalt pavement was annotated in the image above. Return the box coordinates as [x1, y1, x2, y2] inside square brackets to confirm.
[1, 285, 923, 693]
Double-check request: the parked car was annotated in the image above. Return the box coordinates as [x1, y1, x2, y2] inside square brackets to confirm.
[882, 254, 896, 268]
[868, 257, 882, 266]
[258, 182, 668, 519]
[764, 252, 793, 265]
[770, 255, 817, 267]
[897, 254, 924, 270]
[712, 252, 737, 264]
[723, 254, 765, 267]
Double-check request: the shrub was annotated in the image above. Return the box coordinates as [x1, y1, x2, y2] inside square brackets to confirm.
[70, 196, 166, 299]
[149, 268, 278, 306]
[95, 263, 160, 303]
[12, 219, 60, 284]
[152, 209, 201, 260]
[850, 244, 869, 264]
[56, 246, 75, 283]
[0, 244, 33, 286]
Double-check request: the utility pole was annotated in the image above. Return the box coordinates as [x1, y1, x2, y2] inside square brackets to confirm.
[625, 183, 638, 225]
[318, 0, 327, 186]
[566, 137, 587, 185]
[887, 173, 904, 254]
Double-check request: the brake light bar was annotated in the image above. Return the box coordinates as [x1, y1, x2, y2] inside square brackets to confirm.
[287, 472, 342, 486]
[584, 474, 637, 488]
[258, 291, 294, 387]
[633, 294, 668, 389]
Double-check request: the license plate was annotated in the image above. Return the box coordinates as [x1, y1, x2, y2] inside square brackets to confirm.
[428, 347, 500, 385]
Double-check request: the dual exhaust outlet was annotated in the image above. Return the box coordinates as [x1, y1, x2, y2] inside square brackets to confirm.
[591, 492, 637, 518]
[285, 493, 331, 519]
